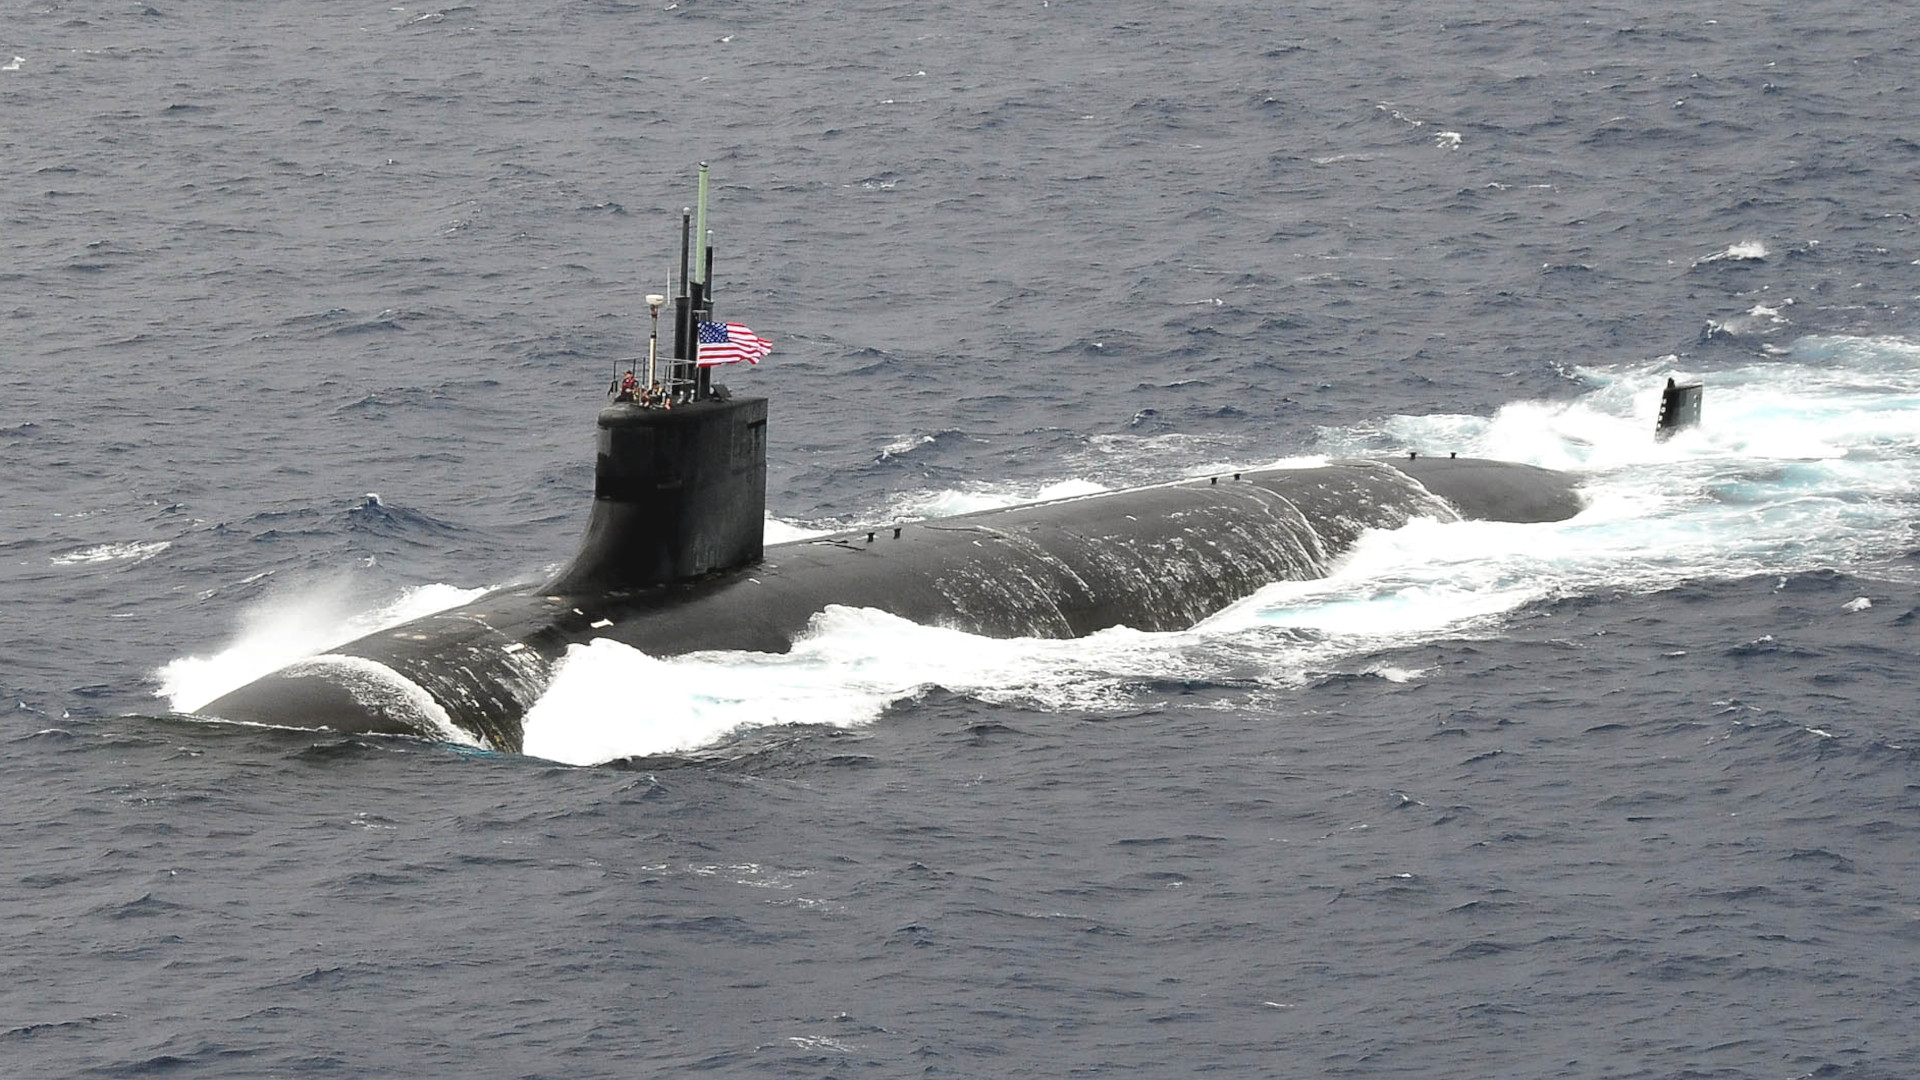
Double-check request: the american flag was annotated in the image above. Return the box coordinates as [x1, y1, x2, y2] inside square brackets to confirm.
[696, 320, 772, 366]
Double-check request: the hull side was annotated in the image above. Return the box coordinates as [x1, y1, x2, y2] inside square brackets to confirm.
[199, 458, 1582, 751]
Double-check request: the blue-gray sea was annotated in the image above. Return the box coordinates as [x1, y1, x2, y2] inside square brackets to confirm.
[5, 1, 1920, 1076]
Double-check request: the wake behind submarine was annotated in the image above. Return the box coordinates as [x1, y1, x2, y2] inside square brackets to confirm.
[198, 171, 1697, 753]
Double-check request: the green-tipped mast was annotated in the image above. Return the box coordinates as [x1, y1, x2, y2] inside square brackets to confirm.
[650, 164, 721, 405]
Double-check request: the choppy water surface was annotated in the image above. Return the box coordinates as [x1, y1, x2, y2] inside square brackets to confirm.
[4, 1, 1918, 1076]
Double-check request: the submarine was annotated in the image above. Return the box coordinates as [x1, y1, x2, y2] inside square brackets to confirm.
[197, 170, 1683, 754]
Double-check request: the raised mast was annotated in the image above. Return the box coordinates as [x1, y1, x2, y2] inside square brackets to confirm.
[672, 208, 692, 400]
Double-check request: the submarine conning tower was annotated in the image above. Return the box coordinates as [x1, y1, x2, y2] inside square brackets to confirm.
[545, 396, 768, 594]
[546, 161, 772, 595]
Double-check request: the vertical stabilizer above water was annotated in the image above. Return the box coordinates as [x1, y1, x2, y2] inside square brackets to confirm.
[1657, 377, 1703, 441]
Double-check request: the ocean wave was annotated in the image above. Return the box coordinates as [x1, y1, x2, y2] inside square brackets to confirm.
[1693, 240, 1768, 266]
[51, 541, 169, 567]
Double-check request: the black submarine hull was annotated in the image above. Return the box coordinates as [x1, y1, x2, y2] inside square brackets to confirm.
[199, 452, 1583, 753]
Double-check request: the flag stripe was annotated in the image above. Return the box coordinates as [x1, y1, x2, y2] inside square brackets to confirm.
[696, 321, 772, 366]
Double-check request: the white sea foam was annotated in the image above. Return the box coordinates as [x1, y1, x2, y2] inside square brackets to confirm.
[1706, 299, 1793, 338]
[1693, 240, 1768, 265]
[157, 581, 486, 713]
[520, 608, 1234, 766]
[51, 541, 170, 566]
[764, 517, 831, 544]
[877, 433, 937, 459]
[891, 478, 1107, 520]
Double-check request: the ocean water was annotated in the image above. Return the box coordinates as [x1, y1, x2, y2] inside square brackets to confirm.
[4, 1, 1919, 1076]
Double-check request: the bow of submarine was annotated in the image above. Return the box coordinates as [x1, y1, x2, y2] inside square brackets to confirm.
[202, 669, 425, 740]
